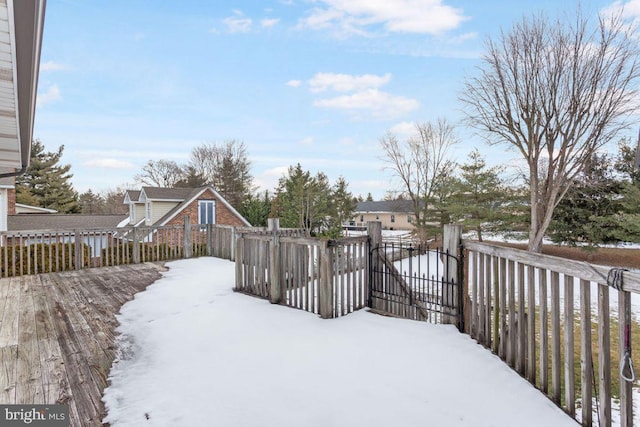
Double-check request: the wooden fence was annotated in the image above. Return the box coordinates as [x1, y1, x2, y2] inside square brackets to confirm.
[234, 225, 369, 318]
[0, 220, 259, 276]
[464, 240, 640, 427]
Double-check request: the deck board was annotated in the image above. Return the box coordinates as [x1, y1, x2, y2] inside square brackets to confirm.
[0, 262, 165, 427]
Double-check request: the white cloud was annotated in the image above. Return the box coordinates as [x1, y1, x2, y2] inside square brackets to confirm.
[313, 88, 419, 119]
[255, 165, 290, 191]
[447, 32, 478, 44]
[298, 0, 468, 36]
[40, 61, 66, 72]
[309, 72, 391, 93]
[223, 11, 252, 33]
[389, 121, 415, 137]
[83, 158, 135, 169]
[286, 79, 302, 87]
[299, 136, 314, 145]
[602, 0, 640, 20]
[261, 18, 280, 28]
[37, 84, 62, 106]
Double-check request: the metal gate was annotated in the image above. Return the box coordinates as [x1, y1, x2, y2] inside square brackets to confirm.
[369, 242, 463, 330]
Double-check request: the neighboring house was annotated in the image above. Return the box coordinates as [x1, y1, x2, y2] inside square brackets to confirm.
[350, 200, 416, 231]
[123, 186, 251, 228]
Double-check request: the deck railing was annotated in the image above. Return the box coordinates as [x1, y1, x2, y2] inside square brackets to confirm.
[234, 222, 368, 318]
[464, 240, 640, 427]
[0, 220, 261, 276]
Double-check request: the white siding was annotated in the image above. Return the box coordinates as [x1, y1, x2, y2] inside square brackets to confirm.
[151, 201, 179, 224]
[0, 188, 6, 231]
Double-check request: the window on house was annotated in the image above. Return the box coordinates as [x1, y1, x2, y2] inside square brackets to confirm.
[198, 200, 216, 224]
[360, 215, 364, 222]
[145, 203, 151, 221]
[391, 214, 395, 223]
[130, 204, 135, 222]
[407, 215, 413, 224]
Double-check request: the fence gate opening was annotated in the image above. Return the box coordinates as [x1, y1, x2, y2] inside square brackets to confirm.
[369, 243, 463, 329]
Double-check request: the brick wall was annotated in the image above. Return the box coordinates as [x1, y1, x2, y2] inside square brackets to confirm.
[165, 189, 246, 227]
[7, 188, 15, 215]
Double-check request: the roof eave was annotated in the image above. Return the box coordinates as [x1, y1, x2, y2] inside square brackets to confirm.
[12, 0, 46, 171]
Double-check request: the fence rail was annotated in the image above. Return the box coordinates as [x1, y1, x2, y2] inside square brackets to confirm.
[464, 240, 640, 427]
[0, 220, 261, 276]
[234, 227, 368, 319]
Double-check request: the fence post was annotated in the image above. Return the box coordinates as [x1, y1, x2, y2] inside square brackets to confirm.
[443, 224, 462, 327]
[183, 216, 193, 259]
[132, 228, 140, 264]
[268, 218, 282, 304]
[206, 224, 213, 256]
[367, 221, 382, 309]
[234, 232, 243, 291]
[319, 239, 334, 319]
[619, 289, 633, 427]
[230, 226, 237, 262]
[74, 230, 83, 270]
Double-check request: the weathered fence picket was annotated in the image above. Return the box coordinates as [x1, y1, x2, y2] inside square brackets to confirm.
[0, 221, 252, 276]
[234, 227, 368, 319]
[464, 240, 640, 427]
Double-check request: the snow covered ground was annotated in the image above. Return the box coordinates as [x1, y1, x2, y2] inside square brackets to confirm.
[103, 257, 576, 427]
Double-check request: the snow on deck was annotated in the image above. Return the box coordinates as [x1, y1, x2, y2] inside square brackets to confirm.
[103, 257, 575, 427]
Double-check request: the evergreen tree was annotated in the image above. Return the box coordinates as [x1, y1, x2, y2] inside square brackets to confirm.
[16, 140, 80, 213]
[240, 191, 272, 227]
[326, 176, 356, 237]
[549, 152, 625, 245]
[79, 189, 104, 214]
[447, 150, 506, 241]
[270, 164, 342, 236]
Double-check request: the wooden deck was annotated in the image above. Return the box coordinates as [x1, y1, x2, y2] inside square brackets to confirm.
[0, 263, 166, 426]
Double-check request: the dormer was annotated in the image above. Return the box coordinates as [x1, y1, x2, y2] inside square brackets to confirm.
[123, 190, 144, 225]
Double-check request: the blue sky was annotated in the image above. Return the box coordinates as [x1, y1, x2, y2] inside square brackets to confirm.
[34, 0, 639, 199]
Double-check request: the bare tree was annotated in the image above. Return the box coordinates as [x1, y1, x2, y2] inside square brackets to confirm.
[460, 9, 640, 252]
[188, 140, 253, 209]
[380, 119, 458, 231]
[134, 159, 184, 187]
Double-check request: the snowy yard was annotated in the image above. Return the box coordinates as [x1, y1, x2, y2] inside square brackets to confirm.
[103, 257, 576, 427]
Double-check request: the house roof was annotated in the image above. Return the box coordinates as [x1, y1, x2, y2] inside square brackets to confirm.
[8, 214, 128, 232]
[153, 186, 251, 227]
[0, 0, 46, 171]
[124, 190, 141, 203]
[355, 200, 415, 214]
[141, 186, 195, 201]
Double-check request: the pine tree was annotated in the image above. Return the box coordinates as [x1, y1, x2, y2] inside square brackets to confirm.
[79, 189, 104, 214]
[326, 176, 356, 237]
[240, 191, 272, 227]
[270, 164, 337, 236]
[16, 140, 80, 213]
[447, 149, 507, 241]
[549, 152, 624, 245]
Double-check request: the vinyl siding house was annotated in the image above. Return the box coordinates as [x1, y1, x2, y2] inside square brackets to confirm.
[351, 200, 416, 231]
